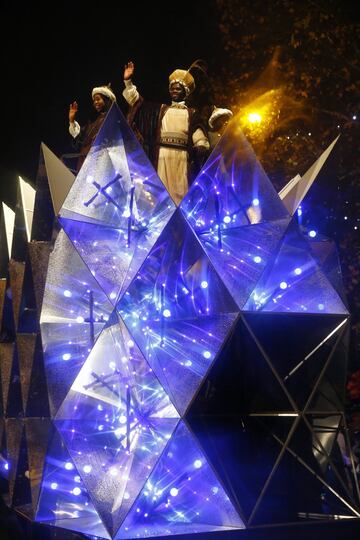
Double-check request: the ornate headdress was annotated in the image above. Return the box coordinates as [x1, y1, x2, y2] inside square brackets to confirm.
[168, 69, 195, 96]
[91, 84, 116, 102]
[208, 106, 233, 129]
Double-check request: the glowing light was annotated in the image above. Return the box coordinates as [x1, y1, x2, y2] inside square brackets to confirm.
[83, 465, 92, 474]
[248, 112, 262, 123]
[253, 256, 262, 264]
[297, 208, 302, 216]
[63, 290, 72, 298]
[110, 292, 117, 300]
[163, 309, 171, 318]
[65, 462, 74, 470]
[170, 487, 179, 497]
[203, 351, 211, 359]
[62, 353, 71, 361]
[194, 459, 203, 469]
[50, 482, 58, 490]
[72, 487, 81, 496]
[309, 230, 317, 238]
[76, 316, 84, 323]
[318, 303, 325, 311]
[127, 340, 134, 348]
[294, 267, 302, 275]
[223, 215, 231, 224]
[4, 463, 9, 471]
[252, 198, 260, 206]
[280, 281, 288, 290]
[200, 281, 208, 289]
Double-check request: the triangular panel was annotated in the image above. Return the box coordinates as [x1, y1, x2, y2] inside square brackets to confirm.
[116, 421, 244, 539]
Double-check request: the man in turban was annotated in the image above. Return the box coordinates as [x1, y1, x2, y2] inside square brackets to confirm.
[68, 85, 116, 171]
[122, 62, 209, 206]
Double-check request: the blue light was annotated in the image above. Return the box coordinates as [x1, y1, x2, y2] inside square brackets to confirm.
[194, 459, 203, 469]
[203, 351, 211, 359]
[50, 482, 58, 490]
[4, 462, 9, 471]
[76, 316, 85, 323]
[223, 215, 231, 224]
[253, 256, 262, 264]
[83, 465, 92, 473]
[252, 198, 260, 206]
[163, 309, 171, 318]
[297, 207, 302, 216]
[200, 281, 208, 289]
[309, 230, 317, 238]
[280, 281, 288, 290]
[64, 462, 74, 470]
[170, 487, 179, 497]
[63, 289, 72, 297]
[294, 267, 302, 275]
[318, 303, 325, 311]
[62, 353, 71, 361]
[72, 487, 82, 496]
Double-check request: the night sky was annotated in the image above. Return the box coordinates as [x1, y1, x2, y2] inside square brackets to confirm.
[0, 1, 219, 207]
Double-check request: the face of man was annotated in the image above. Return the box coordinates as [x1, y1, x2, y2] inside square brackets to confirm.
[92, 93, 106, 112]
[169, 82, 186, 102]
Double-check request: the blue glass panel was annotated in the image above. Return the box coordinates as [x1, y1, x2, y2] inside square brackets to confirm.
[40, 230, 113, 325]
[60, 216, 173, 305]
[180, 123, 288, 233]
[309, 238, 348, 306]
[117, 210, 239, 414]
[55, 314, 179, 536]
[60, 104, 175, 230]
[116, 421, 244, 539]
[40, 322, 104, 417]
[36, 428, 110, 538]
[198, 218, 290, 309]
[243, 221, 348, 314]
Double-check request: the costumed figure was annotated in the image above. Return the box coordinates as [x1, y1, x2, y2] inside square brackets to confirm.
[122, 61, 210, 206]
[68, 84, 116, 172]
[208, 106, 233, 150]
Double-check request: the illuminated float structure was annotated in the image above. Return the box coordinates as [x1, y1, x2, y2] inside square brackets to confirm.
[0, 103, 358, 539]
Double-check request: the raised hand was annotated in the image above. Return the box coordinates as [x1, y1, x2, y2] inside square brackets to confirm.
[69, 101, 78, 123]
[124, 61, 135, 81]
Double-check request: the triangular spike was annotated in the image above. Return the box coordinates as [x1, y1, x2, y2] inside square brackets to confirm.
[16, 333, 37, 411]
[19, 176, 36, 242]
[117, 210, 240, 415]
[24, 418, 53, 513]
[55, 314, 179, 536]
[116, 421, 244, 539]
[31, 145, 56, 241]
[5, 418, 23, 503]
[41, 142, 76, 216]
[27, 241, 52, 314]
[25, 333, 50, 418]
[60, 103, 175, 230]
[36, 427, 110, 539]
[180, 119, 289, 231]
[11, 183, 28, 262]
[0, 277, 16, 343]
[0, 278, 6, 335]
[8, 259, 26, 330]
[279, 136, 340, 215]
[6, 343, 24, 418]
[0, 343, 14, 414]
[2, 202, 15, 259]
[12, 424, 32, 513]
[243, 220, 348, 315]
